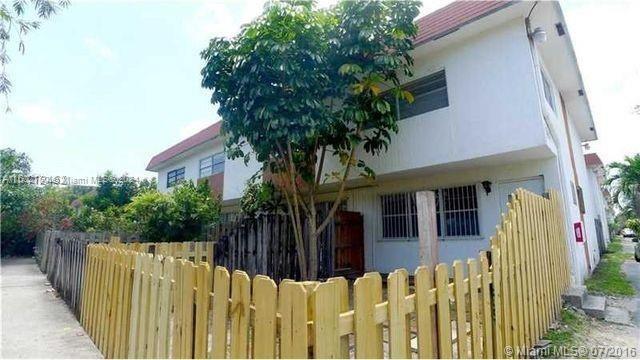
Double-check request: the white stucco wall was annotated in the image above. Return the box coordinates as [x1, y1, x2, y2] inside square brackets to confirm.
[323, 18, 548, 178]
[344, 158, 560, 273]
[155, 139, 261, 201]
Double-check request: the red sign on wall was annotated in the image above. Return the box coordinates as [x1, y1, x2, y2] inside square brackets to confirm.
[574, 222, 584, 243]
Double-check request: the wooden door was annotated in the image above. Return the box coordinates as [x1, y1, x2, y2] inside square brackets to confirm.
[334, 211, 364, 276]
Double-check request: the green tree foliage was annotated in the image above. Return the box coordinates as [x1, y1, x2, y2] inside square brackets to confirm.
[239, 173, 284, 217]
[1, 148, 38, 255]
[607, 154, 640, 218]
[201, 0, 420, 279]
[1, 147, 166, 255]
[81, 171, 144, 211]
[124, 182, 220, 242]
[1, 0, 70, 110]
[627, 218, 640, 235]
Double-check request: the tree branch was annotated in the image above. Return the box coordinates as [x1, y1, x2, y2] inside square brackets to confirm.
[316, 145, 356, 235]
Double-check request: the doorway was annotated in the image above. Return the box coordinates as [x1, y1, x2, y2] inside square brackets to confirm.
[334, 211, 364, 277]
[497, 176, 545, 214]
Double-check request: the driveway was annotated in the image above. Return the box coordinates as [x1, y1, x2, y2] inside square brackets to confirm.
[1, 257, 101, 359]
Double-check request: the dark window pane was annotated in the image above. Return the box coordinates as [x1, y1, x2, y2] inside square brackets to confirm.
[398, 70, 448, 119]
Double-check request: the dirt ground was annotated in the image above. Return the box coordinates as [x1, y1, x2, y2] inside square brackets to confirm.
[573, 315, 640, 356]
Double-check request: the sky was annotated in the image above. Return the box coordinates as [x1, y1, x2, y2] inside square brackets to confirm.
[1, 0, 639, 182]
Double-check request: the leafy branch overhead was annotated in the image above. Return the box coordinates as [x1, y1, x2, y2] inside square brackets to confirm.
[0, 0, 69, 110]
[201, 0, 420, 279]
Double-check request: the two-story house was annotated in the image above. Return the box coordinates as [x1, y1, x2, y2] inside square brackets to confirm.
[146, 1, 609, 285]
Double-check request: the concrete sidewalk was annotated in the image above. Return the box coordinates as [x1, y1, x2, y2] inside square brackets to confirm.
[1, 257, 101, 359]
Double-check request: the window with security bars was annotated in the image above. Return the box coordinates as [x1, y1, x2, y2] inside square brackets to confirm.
[380, 184, 479, 241]
[199, 152, 225, 178]
[439, 185, 480, 238]
[167, 167, 185, 188]
[380, 192, 418, 240]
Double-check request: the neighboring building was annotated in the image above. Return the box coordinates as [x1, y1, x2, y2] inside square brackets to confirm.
[584, 153, 613, 252]
[147, 1, 609, 285]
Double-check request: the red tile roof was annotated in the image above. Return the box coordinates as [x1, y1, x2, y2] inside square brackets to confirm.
[146, 122, 221, 170]
[584, 153, 604, 168]
[147, 1, 513, 171]
[414, 0, 513, 46]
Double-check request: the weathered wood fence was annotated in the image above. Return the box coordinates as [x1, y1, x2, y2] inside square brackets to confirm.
[78, 188, 570, 358]
[34, 231, 139, 315]
[212, 210, 335, 282]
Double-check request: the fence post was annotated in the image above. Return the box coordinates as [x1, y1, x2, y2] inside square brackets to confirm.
[416, 191, 438, 267]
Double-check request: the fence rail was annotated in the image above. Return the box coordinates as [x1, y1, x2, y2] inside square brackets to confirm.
[77, 188, 570, 358]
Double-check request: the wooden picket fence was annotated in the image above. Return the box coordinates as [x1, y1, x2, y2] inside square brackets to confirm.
[79, 188, 570, 358]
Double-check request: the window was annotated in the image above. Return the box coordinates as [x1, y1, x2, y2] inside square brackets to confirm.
[199, 152, 225, 178]
[541, 70, 556, 112]
[167, 167, 185, 188]
[576, 185, 586, 214]
[394, 70, 448, 120]
[381, 192, 418, 239]
[438, 185, 479, 238]
[380, 184, 479, 241]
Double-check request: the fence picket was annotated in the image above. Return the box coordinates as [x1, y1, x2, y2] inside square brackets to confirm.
[313, 282, 340, 358]
[453, 260, 469, 359]
[328, 276, 350, 359]
[210, 266, 230, 359]
[279, 282, 308, 359]
[230, 270, 250, 359]
[180, 262, 196, 359]
[468, 259, 482, 358]
[388, 270, 410, 359]
[156, 257, 173, 359]
[435, 263, 452, 358]
[479, 251, 493, 359]
[194, 262, 212, 359]
[253, 275, 277, 359]
[415, 266, 436, 359]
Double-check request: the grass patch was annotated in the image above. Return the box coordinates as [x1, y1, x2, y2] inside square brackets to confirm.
[542, 308, 587, 357]
[584, 238, 635, 296]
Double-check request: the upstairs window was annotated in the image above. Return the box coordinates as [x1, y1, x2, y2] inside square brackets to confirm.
[541, 70, 556, 112]
[395, 70, 449, 120]
[167, 167, 185, 188]
[199, 152, 225, 178]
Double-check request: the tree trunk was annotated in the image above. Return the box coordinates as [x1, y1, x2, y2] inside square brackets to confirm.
[308, 214, 318, 280]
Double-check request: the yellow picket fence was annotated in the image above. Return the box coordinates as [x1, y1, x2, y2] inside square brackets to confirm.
[79, 188, 570, 359]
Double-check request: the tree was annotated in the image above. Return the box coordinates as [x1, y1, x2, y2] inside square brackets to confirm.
[1, 147, 39, 255]
[201, 0, 420, 279]
[1, 0, 69, 110]
[124, 182, 220, 242]
[607, 154, 640, 218]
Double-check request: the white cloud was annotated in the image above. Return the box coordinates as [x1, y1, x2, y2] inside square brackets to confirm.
[13, 101, 85, 139]
[185, 0, 264, 46]
[83, 36, 116, 62]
